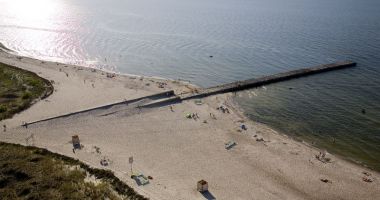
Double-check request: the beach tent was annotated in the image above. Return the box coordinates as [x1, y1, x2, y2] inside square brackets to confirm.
[72, 135, 81, 149]
[197, 180, 208, 192]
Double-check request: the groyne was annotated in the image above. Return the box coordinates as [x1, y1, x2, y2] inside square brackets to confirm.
[24, 61, 356, 123]
[25, 90, 174, 126]
[181, 61, 356, 100]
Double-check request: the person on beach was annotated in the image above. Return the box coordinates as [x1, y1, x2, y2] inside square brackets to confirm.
[209, 113, 216, 119]
[138, 105, 142, 113]
[3, 125, 6, 132]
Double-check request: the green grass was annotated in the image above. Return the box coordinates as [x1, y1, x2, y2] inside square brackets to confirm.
[0, 142, 147, 200]
[0, 142, 148, 200]
[0, 62, 53, 120]
[0, 142, 118, 199]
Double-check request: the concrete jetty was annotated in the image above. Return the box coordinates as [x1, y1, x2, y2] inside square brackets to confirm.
[181, 61, 356, 100]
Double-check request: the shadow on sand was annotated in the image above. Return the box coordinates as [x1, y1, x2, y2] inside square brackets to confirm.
[201, 191, 216, 200]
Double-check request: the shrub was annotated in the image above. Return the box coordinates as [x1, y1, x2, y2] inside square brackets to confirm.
[0, 105, 7, 113]
[27, 79, 41, 87]
[22, 92, 31, 99]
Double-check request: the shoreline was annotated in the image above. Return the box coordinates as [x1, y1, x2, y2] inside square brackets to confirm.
[0, 41, 197, 88]
[2, 45, 368, 171]
[232, 93, 380, 176]
[230, 94, 380, 172]
[1, 46, 379, 199]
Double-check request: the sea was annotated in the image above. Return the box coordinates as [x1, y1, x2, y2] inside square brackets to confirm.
[0, 0, 379, 170]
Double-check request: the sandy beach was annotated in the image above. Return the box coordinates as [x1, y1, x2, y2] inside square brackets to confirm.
[0, 49, 379, 200]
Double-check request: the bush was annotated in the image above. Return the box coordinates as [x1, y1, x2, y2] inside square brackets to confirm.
[22, 92, 31, 99]
[27, 79, 41, 87]
[0, 105, 7, 113]
[0, 63, 54, 120]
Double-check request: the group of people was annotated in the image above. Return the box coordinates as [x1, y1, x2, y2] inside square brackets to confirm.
[157, 82, 167, 88]
[217, 105, 230, 113]
[186, 113, 200, 120]
[100, 157, 110, 166]
[191, 113, 200, 120]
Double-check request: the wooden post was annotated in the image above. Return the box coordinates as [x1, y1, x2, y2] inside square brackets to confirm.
[129, 156, 133, 174]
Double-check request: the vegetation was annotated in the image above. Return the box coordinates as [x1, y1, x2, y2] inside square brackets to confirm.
[0, 142, 148, 200]
[0, 62, 53, 120]
[0, 62, 147, 199]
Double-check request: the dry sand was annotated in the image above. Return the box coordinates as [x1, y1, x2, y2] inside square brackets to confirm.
[0, 49, 379, 200]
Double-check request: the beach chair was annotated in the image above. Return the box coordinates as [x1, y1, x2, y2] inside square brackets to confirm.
[133, 173, 150, 186]
[225, 141, 237, 150]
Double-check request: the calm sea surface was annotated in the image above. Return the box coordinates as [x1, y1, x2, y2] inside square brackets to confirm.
[0, 0, 379, 170]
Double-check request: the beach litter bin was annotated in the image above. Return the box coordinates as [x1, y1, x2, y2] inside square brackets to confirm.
[197, 180, 208, 192]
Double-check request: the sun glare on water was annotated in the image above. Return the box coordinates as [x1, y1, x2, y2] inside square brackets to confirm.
[0, 0, 86, 65]
[6, 0, 61, 27]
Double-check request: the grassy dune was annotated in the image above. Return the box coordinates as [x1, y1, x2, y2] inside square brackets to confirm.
[0, 142, 148, 200]
[0, 142, 121, 200]
[0, 62, 53, 120]
[0, 63, 147, 200]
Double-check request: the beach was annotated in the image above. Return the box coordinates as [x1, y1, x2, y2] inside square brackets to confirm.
[0, 49, 379, 200]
